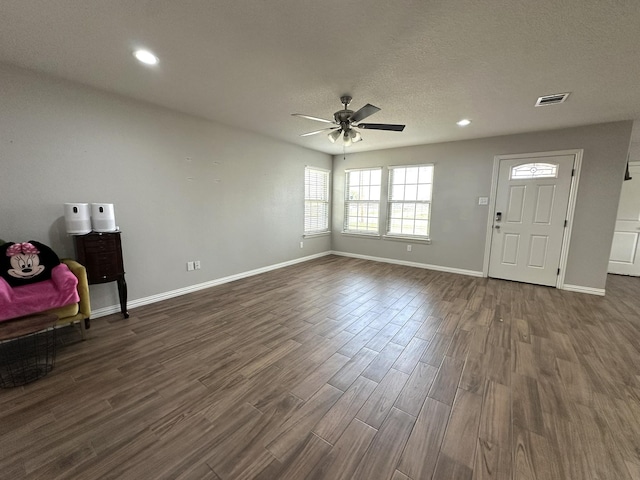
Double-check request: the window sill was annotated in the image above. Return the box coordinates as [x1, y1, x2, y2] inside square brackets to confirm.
[341, 232, 381, 239]
[383, 235, 432, 245]
[303, 231, 331, 239]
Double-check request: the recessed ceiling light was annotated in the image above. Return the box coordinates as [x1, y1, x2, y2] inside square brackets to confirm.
[133, 49, 159, 65]
[456, 119, 472, 127]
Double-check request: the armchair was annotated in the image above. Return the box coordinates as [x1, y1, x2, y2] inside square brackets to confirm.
[0, 239, 91, 340]
[45, 259, 91, 339]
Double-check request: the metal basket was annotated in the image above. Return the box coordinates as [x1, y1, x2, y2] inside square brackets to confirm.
[0, 327, 57, 388]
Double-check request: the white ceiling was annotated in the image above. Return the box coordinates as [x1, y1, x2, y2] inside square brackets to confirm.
[1, 0, 640, 154]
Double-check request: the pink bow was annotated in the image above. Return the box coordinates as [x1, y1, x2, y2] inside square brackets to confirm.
[6, 242, 40, 256]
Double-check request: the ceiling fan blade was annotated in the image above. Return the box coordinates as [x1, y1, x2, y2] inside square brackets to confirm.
[350, 104, 381, 123]
[292, 113, 335, 124]
[358, 123, 405, 132]
[300, 127, 340, 137]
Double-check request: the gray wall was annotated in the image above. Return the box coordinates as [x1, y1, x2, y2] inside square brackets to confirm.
[332, 121, 633, 290]
[0, 62, 632, 312]
[630, 120, 640, 163]
[0, 64, 331, 311]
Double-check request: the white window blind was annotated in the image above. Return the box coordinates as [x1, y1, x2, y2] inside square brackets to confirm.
[304, 166, 330, 234]
[387, 164, 434, 239]
[344, 167, 382, 234]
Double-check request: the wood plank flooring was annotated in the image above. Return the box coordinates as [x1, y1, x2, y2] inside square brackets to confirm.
[1, 255, 640, 479]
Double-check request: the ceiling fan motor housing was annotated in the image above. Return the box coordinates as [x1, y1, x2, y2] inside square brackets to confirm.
[335, 110, 354, 130]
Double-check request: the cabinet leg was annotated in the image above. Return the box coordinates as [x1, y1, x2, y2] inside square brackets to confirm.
[117, 276, 129, 319]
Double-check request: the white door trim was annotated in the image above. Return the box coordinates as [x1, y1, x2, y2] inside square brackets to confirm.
[482, 149, 583, 289]
[608, 160, 640, 275]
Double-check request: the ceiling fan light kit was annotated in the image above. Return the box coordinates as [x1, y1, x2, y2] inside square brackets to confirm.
[293, 95, 405, 147]
[328, 129, 341, 143]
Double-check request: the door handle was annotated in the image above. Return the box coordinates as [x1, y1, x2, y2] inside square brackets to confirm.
[494, 225, 500, 230]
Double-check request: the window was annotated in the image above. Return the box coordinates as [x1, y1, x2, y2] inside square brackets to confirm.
[344, 167, 382, 234]
[387, 164, 434, 239]
[304, 166, 330, 235]
[510, 162, 558, 179]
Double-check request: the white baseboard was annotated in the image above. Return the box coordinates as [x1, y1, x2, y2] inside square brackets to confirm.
[561, 284, 606, 296]
[330, 250, 484, 278]
[93, 251, 600, 319]
[90, 251, 333, 319]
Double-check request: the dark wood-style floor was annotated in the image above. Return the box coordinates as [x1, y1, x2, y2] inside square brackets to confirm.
[1, 255, 640, 479]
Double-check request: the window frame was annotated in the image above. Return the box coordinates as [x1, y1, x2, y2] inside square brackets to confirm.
[384, 164, 434, 243]
[304, 166, 331, 237]
[343, 167, 383, 236]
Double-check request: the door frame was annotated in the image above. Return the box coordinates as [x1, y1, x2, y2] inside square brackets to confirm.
[482, 149, 583, 289]
[608, 160, 640, 275]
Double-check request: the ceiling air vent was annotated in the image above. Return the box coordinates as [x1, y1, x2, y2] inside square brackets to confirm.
[535, 92, 570, 107]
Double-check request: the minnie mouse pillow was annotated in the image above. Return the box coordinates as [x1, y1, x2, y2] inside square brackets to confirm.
[0, 241, 61, 288]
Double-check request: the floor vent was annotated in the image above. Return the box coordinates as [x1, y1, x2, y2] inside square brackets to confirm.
[535, 93, 570, 107]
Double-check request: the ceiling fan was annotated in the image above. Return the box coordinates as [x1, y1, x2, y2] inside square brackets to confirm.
[292, 96, 405, 146]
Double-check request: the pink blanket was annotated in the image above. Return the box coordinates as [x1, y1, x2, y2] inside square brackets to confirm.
[0, 264, 80, 322]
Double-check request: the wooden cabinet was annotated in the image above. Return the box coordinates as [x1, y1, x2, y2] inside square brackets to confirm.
[74, 232, 129, 318]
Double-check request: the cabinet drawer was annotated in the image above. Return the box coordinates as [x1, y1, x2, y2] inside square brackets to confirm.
[86, 260, 121, 281]
[82, 235, 118, 253]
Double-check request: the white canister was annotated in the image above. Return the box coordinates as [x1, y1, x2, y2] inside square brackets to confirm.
[91, 203, 117, 232]
[64, 203, 92, 234]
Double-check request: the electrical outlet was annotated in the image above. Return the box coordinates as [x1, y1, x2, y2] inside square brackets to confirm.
[300, 241, 304, 249]
[194, 260, 201, 270]
[407, 244, 412, 252]
[187, 261, 195, 271]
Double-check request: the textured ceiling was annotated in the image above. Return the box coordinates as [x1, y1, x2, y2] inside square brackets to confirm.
[1, 0, 640, 154]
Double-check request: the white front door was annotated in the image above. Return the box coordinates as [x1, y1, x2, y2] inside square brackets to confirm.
[488, 154, 575, 286]
[608, 163, 640, 276]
